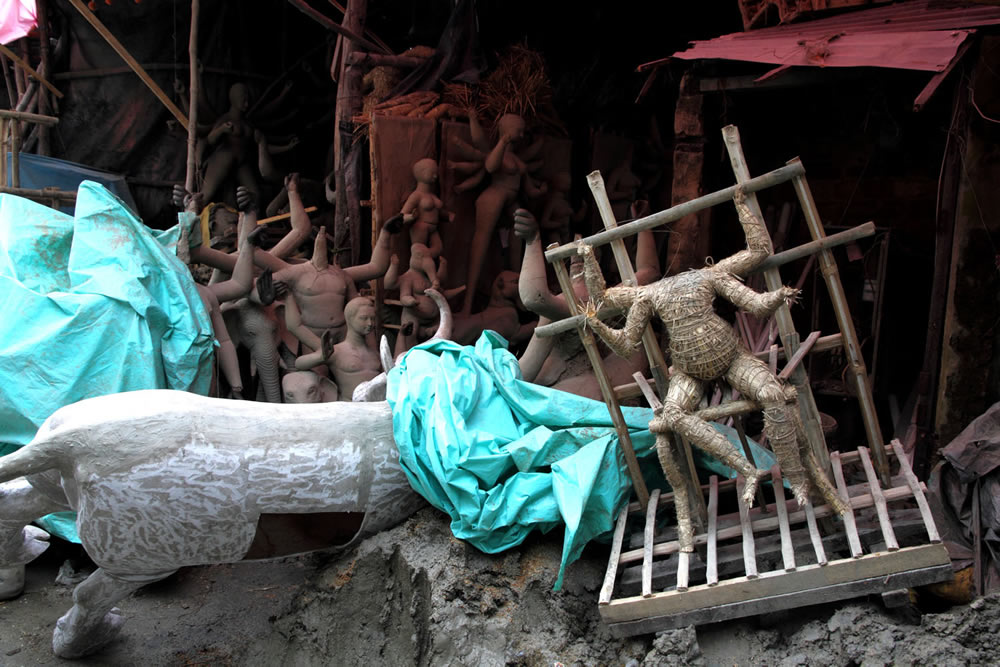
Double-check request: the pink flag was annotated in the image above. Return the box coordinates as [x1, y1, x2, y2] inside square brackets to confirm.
[0, 0, 36, 46]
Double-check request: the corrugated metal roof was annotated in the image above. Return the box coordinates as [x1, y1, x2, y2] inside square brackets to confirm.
[639, 0, 1000, 73]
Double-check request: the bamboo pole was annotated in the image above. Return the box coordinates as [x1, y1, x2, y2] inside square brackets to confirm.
[35, 0, 52, 155]
[749, 222, 875, 275]
[550, 249, 649, 507]
[0, 109, 58, 125]
[588, 170, 704, 521]
[722, 126, 832, 476]
[787, 158, 889, 484]
[286, 0, 388, 55]
[0, 53, 15, 108]
[65, 0, 188, 129]
[0, 43, 61, 99]
[185, 0, 199, 193]
[545, 162, 805, 262]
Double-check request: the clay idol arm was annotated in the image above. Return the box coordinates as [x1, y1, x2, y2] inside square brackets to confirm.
[345, 225, 393, 282]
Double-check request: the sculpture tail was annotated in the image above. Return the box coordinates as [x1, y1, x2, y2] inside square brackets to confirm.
[0, 435, 63, 484]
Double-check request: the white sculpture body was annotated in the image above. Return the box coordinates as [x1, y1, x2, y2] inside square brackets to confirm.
[0, 390, 423, 658]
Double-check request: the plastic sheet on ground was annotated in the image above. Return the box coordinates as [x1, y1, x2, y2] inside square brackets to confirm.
[0, 181, 215, 540]
[387, 331, 775, 589]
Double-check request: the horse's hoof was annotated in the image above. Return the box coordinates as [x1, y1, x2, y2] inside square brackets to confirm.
[0, 565, 25, 600]
[53, 607, 125, 659]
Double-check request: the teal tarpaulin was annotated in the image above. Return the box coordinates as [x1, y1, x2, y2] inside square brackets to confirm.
[0, 181, 215, 540]
[387, 331, 775, 589]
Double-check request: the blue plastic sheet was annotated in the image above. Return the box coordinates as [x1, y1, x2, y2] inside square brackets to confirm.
[0, 181, 215, 540]
[387, 331, 776, 588]
[6, 152, 138, 215]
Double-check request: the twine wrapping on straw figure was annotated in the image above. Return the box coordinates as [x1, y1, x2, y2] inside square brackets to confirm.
[578, 186, 847, 552]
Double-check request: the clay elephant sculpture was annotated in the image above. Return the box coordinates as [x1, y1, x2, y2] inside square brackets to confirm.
[222, 299, 282, 402]
[282, 370, 339, 403]
[0, 392, 426, 658]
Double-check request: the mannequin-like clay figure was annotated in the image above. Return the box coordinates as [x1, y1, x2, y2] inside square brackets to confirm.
[385, 243, 450, 356]
[401, 157, 451, 258]
[451, 270, 536, 346]
[538, 171, 584, 246]
[200, 83, 257, 205]
[281, 371, 338, 403]
[292, 296, 381, 400]
[577, 187, 847, 552]
[606, 146, 641, 223]
[259, 220, 396, 354]
[514, 207, 658, 400]
[450, 112, 545, 316]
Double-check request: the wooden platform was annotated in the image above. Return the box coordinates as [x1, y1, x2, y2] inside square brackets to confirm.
[599, 441, 952, 637]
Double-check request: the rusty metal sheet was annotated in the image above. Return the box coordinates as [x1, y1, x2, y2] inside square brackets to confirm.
[639, 0, 1000, 73]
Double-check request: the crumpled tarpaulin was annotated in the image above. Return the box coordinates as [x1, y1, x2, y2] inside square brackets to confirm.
[0, 0, 35, 46]
[0, 180, 215, 540]
[929, 401, 1000, 591]
[387, 331, 775, 588]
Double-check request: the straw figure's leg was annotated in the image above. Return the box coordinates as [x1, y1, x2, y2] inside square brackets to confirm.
[785, 391, 849, 514]
[726, 352, 814, 506]
[647, 416, 695, 553]
[653, 371, 764, 531]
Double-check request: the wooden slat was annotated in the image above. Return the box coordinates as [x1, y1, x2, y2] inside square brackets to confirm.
[749, 222, 877, 275]
[858, 446, 899, 552]
[770, 465, 796, 572]
[619, 481, 917, 565]
[707, 475, 719, 586]
[831, 451, 863, 558]
[633, 372, 661, 410]
[0, 42, 62, 99]
[600, 505, 630, 605]
[890, 439, 941, 543]
[736, 474, 758, 579]
[642, 488, 661, 598]
[550, 254, 649, 507]
[677, 551, 690, 593]
[803, 499, 828, 566]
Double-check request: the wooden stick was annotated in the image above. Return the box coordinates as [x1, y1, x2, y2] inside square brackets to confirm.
[707, 475, 719, 586]
[545, 162, 806, 262]
[35, 0, 52, 155]
[65, 0, 187, 128]
[642, 488, 660, 598]
[10, 119, 19, 188]
[327, 0, 393, 53]
[0, 43, 61, 99]
[890, 439, 940, 543]
[600, 505, 630, 605]
[0, 53, 15, 109]
[552, 254, 649, 506]
[346, 52, 429, 69]
[831, 451, 863, 558]
[858, 446, 898, 552]
[771, 465, 796, 572]
[257, 205, 318, 225]
[778, 330, 821, 380]
[185, 0, 200, 193]
[736, 474, 758, 579]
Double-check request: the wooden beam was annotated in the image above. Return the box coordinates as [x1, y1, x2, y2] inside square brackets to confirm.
[185, 0, 200, 193]
[65, 0, 188, 129]
[914, 38, 973, 112]
[0, 43, 61, 99]
[286, 0, 389, 55]
[0, 109, 58, 126]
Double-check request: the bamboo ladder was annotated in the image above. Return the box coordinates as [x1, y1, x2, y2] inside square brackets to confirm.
[535, 125, 895, 611]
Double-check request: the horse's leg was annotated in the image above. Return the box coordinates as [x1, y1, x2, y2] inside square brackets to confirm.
[0, 476, 68, 599]
[52, 568, 175, 659]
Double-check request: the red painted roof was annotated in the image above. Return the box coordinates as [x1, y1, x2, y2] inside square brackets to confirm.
[639, 0, 1000, 73]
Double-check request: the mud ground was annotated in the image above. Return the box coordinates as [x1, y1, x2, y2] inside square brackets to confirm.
[1, 507, 998, 666]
